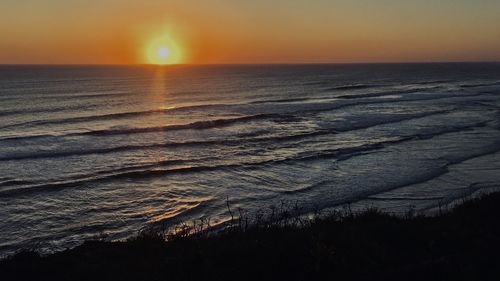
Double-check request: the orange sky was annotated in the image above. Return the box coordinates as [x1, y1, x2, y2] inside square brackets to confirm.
[1, 0, 500, 64]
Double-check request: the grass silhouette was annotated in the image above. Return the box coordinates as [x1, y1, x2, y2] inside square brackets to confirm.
[1, 192, 500, 281]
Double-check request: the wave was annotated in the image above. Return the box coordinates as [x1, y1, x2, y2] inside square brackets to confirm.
[0, 141, 404, 196]
[0, 103, 100, 118]
[297, 139, 500, 212]
[0, 162, 255, 198]
[2, 90, 494, 142]
[314, 90, 494, 113]
[0, 103, 236, 130]
[290, 121, 490, 163]
[0, 91, 134, 102]
[228, 145, 497, 227]
[0, 82, 488, 133]
[251, 85, 444, 104]
[78, 113, 281, 137]
[366, 196, 445, 201]
[413, 80, 452, 85]
[249, 97, 313, 104]
[323, 84, 381, 91]
[0, 110, 455, 162]
[0, 121, 490, 198]
[0, 95, 232, 120]
[460, 81, 500, 88]
[348, 140, 500, 208]
[335, 86, 441, 99]
[281, 180, 330, 194]
[0, 109, 180, 130]
[0, 179, 34, 187]
[0, 130, 329, 162]
[0, 157, 194, 195]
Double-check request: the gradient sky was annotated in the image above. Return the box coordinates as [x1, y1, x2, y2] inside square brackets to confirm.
[1, 0, 499, 64]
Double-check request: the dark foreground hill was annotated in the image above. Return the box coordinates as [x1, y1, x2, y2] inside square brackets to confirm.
[2, 192, 500, 281]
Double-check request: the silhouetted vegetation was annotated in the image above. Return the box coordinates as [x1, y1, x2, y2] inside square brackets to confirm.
[2, 192, 500, 281]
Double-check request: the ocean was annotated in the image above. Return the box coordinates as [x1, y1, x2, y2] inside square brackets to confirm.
[1, 63, 500, 256]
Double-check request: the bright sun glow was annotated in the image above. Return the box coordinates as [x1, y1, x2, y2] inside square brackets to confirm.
[158, 47, 170, 59]
[145, 33, 184, 65]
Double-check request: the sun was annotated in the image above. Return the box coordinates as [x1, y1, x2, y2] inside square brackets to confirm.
[145, 34, 184, 65]
[158, 47, 170, 59]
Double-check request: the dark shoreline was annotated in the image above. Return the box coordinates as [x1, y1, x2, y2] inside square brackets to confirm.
[2, 191, 500, 281]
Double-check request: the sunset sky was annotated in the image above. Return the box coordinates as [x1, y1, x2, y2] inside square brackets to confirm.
[1, 0, 499, 64]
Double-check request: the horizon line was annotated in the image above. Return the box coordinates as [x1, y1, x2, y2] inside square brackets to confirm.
[1, 60, 499, 67]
